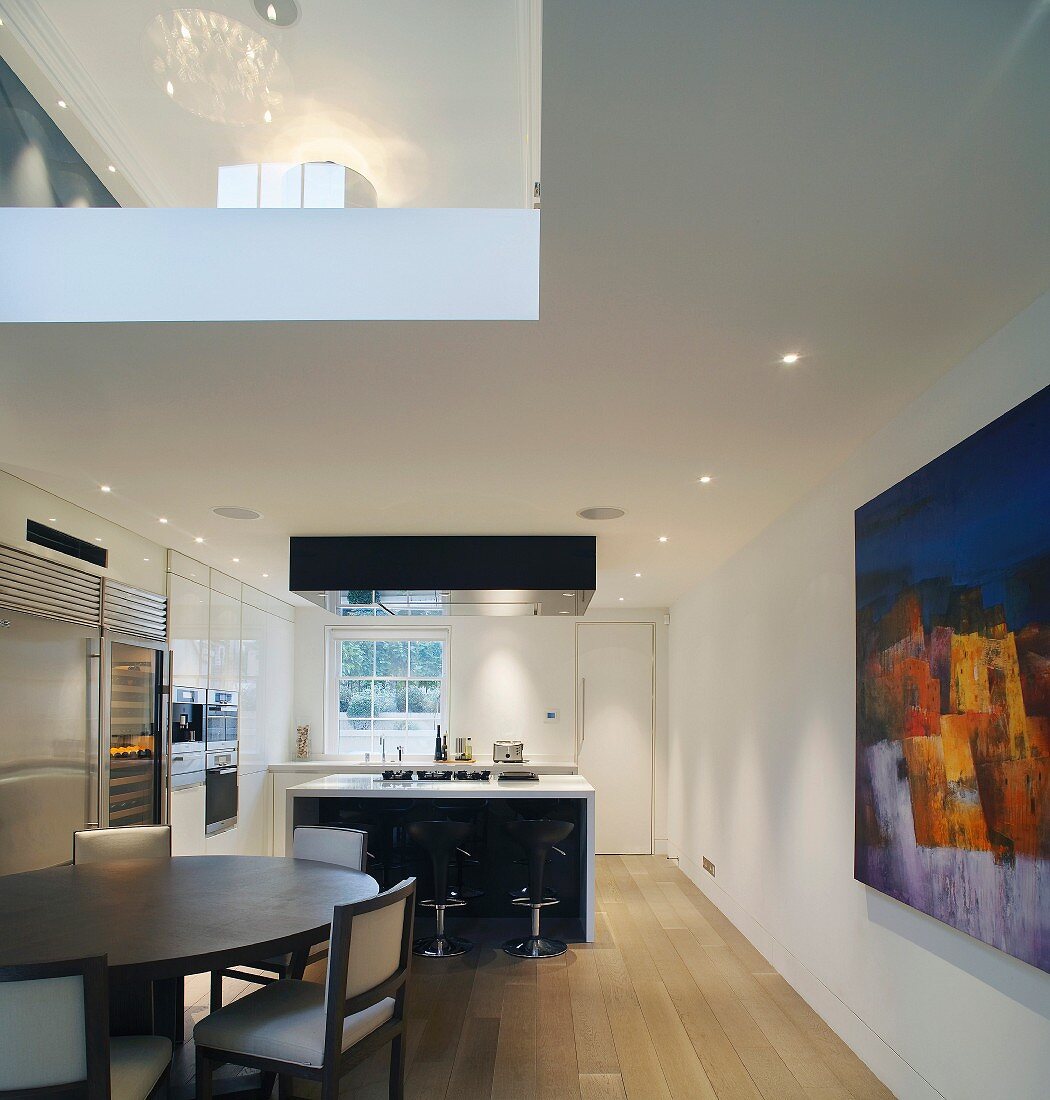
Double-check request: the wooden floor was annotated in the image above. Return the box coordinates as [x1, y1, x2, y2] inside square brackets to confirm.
[175, 855, 895, 1100]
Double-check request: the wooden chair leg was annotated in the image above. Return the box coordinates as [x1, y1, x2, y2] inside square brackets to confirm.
[195, 1050, 214, 1100]
[209, 971, 223, 1013]
[389, 1034, 405, 1100]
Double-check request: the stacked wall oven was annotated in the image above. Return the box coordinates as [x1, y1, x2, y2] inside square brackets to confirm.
[205, 689, 238, 835]
[0, 544, 169, 877]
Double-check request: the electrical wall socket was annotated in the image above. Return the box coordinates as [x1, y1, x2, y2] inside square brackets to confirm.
[702, 856, 716, 876]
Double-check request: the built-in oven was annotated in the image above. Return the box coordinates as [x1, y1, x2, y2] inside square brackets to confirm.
[206, 689, 238, 751]
[205, 747, 238, 836]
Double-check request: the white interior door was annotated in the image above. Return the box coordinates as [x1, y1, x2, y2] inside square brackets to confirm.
[576, 622, 655, 854]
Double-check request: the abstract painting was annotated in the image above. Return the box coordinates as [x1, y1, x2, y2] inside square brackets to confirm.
[855, 384, 1049, 972]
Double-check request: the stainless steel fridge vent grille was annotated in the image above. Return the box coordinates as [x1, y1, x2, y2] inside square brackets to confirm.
[0, 544, 102, 626]
[103, 581, 167, 640]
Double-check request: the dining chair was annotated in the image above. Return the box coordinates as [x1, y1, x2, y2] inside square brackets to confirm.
[0, 955, 171, 1100]
[73, 825, 172, 865]
[210, 826, 369, 1012]
[195, 877, 416, 1100]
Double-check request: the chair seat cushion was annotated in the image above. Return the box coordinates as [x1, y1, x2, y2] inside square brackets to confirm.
[109, 1035, 172, 1100]
[194, 980, 394, 1069]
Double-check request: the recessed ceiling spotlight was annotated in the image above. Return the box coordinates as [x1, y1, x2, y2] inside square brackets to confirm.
[107, 164, 116, 173]
[94, 537, 103, 542]
[634, 572, 642, 578]
[619, 597, 625, 601]
[143, 558, 150, 562]
[262, 573, 269, 578]
[99, 485, 111, 493]
[165, 80, 175, 97]
[212, 506, 262, 520]
[57, 99, 67, 109]
[576, 507, 626, 521]
[254, 0, 300, 28]
[697, 475, 713, 484]
[194, 537, 204, 544]
[658, 536, 669, 543]
[158, 517, 168, 524]
[780, 352, 800, 365]
[263, 109, 272, 123]
[48, 517, 57, 522]
[180, 23, 191, 39]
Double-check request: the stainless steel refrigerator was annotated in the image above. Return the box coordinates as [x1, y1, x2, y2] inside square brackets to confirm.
[0, 545, 168, 877]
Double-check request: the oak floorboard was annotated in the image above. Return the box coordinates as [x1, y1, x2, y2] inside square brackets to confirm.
[594, 945, 674, 1100]
[566, 947, 620, 1075]
[579, 1074, 629, 1100]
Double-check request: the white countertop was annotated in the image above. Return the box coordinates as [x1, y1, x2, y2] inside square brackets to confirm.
[287, 773, 594, 799]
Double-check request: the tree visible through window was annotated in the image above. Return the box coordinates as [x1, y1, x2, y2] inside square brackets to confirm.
[333, 632, 447, 756]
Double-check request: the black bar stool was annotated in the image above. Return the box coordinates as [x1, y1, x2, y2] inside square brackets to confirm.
[436, 800, 488, 901]
[408, 820, 474, 957]
[503, 818, 574, 958]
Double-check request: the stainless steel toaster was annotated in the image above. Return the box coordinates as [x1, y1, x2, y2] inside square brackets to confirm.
[492, 740, 524, 763]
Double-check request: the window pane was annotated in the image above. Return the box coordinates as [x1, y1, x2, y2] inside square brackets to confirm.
[408, 679, 441, 714]
[346, 719, 372, 730]
[375, 679, 407, 716]
[375, 640, 408, 677]
[340, 679, 373, 717]
[410, 640, 443, 677]
[342, 607, 376, 617]
[374, 719, 408, 732]
[341, 640, 373, 677]
[344, 590, 373, 605]
[408, 719, 440, 731]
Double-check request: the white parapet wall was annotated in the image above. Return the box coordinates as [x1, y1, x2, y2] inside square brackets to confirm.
[0, 207, 539, 322]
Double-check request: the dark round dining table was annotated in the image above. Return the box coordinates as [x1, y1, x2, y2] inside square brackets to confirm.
[0, 855, 380, 1037]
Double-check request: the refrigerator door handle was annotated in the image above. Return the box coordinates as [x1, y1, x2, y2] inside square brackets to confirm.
[87, 640, 102, 830]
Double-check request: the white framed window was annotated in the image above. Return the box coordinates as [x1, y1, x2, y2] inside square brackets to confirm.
[325, 625, 449, 757]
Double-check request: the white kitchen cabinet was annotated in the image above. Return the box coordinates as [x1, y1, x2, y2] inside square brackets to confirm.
[236, 769, 271, 855]
[168, 573, 209, 689]
[238, 601, 266, 768]
[170, 785, 206, 856]
[576, 622, 655, 855]
[208, 587, 241, 694]
[264, 615, 294, 764]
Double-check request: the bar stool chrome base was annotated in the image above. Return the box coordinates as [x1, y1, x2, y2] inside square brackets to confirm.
[413, 899, 473, 957]
[502, 934, 568, 959]
[414, 932, 474, 957]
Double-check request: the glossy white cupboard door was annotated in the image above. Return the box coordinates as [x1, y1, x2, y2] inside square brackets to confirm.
[170, 785, 206, 855]
[207, 588, 241, 693]
[576, 622, 655, 854]
[168, 573, 209, 688]
[238, 601, 266, 767]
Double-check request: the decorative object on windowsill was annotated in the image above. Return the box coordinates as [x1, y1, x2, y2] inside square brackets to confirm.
[295, 725, 310, 760]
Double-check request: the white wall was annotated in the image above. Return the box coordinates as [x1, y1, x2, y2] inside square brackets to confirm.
[667, 293, 1050, 1100]
[0, 208, 539, 322]
[0, 468, 166, 593]
[293, 603, 670, 845]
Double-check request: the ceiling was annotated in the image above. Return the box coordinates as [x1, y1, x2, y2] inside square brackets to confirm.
[1, 0, 1049, 609]
[0, 0, 535, 207]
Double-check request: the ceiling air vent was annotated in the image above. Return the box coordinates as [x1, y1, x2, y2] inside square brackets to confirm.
[26, 519, 108, 568]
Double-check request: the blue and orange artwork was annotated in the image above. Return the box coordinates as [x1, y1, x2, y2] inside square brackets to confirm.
[855, 384, 1049, 972]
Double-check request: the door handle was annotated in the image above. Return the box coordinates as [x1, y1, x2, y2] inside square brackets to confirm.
[579, 677, 586, 751]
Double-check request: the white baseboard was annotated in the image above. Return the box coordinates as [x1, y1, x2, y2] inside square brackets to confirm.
[665, 840, 943, 1100]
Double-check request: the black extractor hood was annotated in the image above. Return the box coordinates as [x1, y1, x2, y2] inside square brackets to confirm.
[289, 535, 596, 616]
